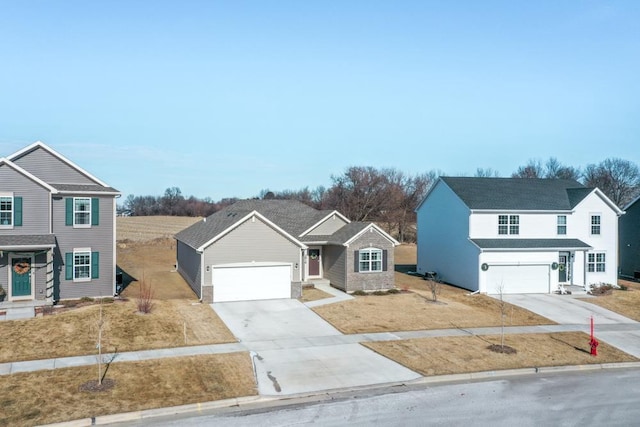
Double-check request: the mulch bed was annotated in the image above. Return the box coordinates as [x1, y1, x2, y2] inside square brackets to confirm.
[79, 378, 116, 393]
[487, 344, 517, 354]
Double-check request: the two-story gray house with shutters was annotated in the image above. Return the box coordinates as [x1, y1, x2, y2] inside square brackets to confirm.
[0, 141, 120, 304]
[175, 199, 399, 303]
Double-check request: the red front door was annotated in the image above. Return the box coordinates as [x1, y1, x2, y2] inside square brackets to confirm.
[308, 249, 320, 276]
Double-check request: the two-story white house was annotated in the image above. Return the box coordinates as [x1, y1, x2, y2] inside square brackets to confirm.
[416, 177, 623, 294]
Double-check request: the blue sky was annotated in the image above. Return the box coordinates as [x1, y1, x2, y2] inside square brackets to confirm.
[1, 1, 638, 200]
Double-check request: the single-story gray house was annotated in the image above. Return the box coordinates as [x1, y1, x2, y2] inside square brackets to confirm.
[175, 199, 399, 303]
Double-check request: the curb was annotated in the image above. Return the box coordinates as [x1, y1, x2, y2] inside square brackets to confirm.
[39, 362, 640, 426]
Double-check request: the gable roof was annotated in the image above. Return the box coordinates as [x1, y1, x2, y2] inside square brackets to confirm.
[176, 200, 325, 250]
[175, 199, 398, 250]
[437, 177, 590, 211]
[8, 141, 118, 192]
[623, 193, 640, 211]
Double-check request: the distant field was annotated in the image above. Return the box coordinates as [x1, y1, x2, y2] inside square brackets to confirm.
[117, 216, 202, 241]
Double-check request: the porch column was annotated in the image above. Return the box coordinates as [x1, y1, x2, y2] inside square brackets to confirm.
[45, 249, 54, 303]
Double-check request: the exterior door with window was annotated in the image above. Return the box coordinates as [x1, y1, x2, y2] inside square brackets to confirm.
[11, 257, 32, 298]
[308, 249, 321, 277]
[558, 252, 569, 283]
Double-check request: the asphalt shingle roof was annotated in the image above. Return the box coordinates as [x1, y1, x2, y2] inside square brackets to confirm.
[471, 238, 592, 250]
[175, 200, 335, 249]
[51, 183, 120, 194]
[441, 177, 591, 210]
[0, 234, 56, 248]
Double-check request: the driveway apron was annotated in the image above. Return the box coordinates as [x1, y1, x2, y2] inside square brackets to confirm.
[212, 299, 421, 396]
[499, 294, 640, 358]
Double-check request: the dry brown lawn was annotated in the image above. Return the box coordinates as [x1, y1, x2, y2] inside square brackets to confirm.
[364, 332, 638, 376]
[314, 245, 553, 334]
[299, 287, 334, 303]
[117, 215, 202, 242]
[0, 236, 235, 363]
[578, 279, 640, 321]
[0, 353, 256, 427]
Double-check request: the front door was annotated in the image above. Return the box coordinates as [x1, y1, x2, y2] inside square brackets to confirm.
[308, 249, 321, 277]
[11, 257, 32, 298]
[558, 252, 569, 283]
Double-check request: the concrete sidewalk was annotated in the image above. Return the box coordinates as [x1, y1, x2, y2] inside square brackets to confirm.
[3, 323, 639, 376]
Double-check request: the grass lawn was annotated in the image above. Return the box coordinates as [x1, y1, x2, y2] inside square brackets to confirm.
[578, 279, 640, 321]
[0, 353, 256, 427]
[0, 238, 235, 363]
[313, 244, 554, 334]
[364, 332, 638, 376]
[299, 287, 334, 303]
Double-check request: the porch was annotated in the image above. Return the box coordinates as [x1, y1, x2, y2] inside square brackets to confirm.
[0, 299, 48, 321]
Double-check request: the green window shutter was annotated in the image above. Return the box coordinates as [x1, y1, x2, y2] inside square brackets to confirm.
[65, 198, 73, 226]
[14, 197, 23, 226]
[91, 252, 99, 279]
[91, 198, 99, 226]
[65, 253, 73, 280]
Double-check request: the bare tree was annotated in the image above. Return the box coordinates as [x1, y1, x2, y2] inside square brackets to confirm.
[96, 298, 106, 386]
[583, 158, 640, 207]
[544, 157, 581, 180]
[497, 284, 507, 350]
[474, 168, 500, 177]
[512, 159, 544, 178]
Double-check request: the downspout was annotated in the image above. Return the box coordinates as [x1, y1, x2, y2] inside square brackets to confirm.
[199, 250, 205, 303]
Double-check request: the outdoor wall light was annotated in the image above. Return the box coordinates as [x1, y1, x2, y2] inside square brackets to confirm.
[551, 262, 559, 270]
[481, 263, 489, 271]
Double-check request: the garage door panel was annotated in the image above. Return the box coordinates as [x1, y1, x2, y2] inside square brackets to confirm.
[213, 264, 291, 302]
[486, 265, 550, 294]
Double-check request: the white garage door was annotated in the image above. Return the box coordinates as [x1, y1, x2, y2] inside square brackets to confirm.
[212, 263, 292, 302]
[485, 265, 550, 294]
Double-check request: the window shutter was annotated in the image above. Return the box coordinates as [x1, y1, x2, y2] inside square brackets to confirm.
[91, 252, 99, 279]
[14, 197, 23, 226]
[65, 198, 73, 226]
[91, 198, 99, 225]
[65, 253, 73, 280]
[354, 250, 359, 272]
[382, 249, 388, 271]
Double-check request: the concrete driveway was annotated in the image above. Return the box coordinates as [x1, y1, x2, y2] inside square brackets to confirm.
[499, 294, 640, 358]
[212, 299, 421, 396]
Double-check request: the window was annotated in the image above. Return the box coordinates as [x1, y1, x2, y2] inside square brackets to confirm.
[359, 248, 382, 272]
[65, 250, 99, 281]
[0, 196, 12, 226]
[74, 198, 91, 226]
[587, 253, 606, 272]
[557, 215, 567, 235]
[74, 251, 91, 280]
[498, 215, 519, 235]
[66, 197, 99, 227]
[591, 215, 601, 235]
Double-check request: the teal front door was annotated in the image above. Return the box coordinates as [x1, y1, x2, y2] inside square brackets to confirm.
[11, 257, 32, 298]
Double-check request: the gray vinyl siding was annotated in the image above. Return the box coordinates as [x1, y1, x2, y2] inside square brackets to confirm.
[52, 195, 115, 299]
[202, 216, 302, 288]
[176, 240, 202, 299]
[620, 200, 640, 278]
[307, 215, 349, 236]
[0, 165, 51, 234]
[0, 252, 7, 297]
[322, 245, 347, 290]
[345, 230, 395, 292]
[12, 147, 97, 185]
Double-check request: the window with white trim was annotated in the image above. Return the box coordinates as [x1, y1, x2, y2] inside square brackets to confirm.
[587, 253, 606, 272]
[74, 198, 91, 226]
[498, 215, 519, 235]
[0, 195, 12, 226]
[557, 215, 567, 235]
[590, 215, 601, 235]
[74, 250, 92, 280]
[359, 248, 382, 272]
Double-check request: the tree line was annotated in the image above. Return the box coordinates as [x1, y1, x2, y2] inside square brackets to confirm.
[120, 157, 640, 242]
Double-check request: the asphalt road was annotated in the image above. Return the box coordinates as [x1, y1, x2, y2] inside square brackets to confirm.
[114, 368, 640, 426]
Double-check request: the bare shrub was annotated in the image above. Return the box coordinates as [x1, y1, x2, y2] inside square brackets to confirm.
[137, 279, 155, 314]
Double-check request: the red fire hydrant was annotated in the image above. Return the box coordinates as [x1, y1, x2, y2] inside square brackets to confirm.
[589, 315, 599, 356]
